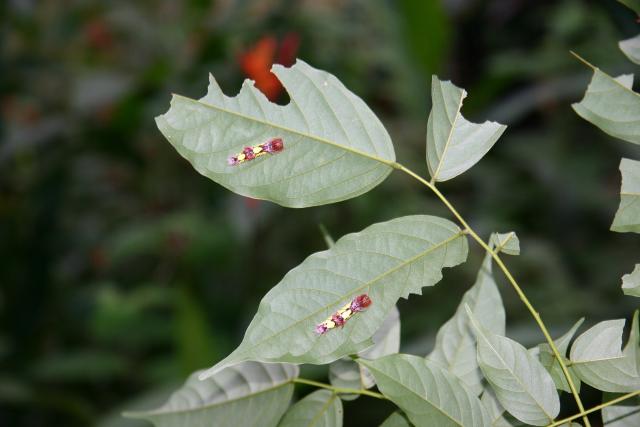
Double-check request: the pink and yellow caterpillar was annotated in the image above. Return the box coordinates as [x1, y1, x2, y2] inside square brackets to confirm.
[315, 294, 372, 335]
[227, 137, 284, 166]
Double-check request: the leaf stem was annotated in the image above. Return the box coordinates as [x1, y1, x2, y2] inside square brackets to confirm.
[292, 378, 387, 400]
[546, 390, 640, 427]
[395, 163, 591, 427]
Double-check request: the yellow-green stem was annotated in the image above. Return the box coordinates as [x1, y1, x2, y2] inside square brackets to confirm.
[547, 390, 640, 427]
[394, 163, 590, 427]
[292, 378, 386, 400]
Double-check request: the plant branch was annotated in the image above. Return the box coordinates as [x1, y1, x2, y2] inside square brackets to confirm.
[292, 378, 387, 400]
[394, 162, 591, 427]
[547, 390, 640, 427]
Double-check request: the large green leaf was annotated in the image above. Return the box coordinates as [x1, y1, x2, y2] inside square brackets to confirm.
[329, 306, 400, 400]
[428, 251, 505, 395]
[612, 158, 640, 234]
[426, 76, 506, 182]
[569, 312, 640, 392]
[620, 34, 640, 65]
[572, 66, 640, 145]
[537, 319, 584, 393]
[277, 390, 342, 427]
[466, 308, 560, 426]
[622, 264, 640, 297]
[124, 362, 297, 427]
[155, 60, 396, 208]
[602, 393, 640, 426]
[359, 354, 491, 427]
[200, 215, 467, 378]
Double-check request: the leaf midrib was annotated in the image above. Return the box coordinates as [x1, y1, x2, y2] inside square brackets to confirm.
[431, 85, 466, 182]
[170, 94, 396, 167]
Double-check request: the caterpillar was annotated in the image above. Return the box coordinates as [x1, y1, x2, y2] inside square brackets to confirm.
[227, 137, 284, 166]
[315, 294, 372, 335]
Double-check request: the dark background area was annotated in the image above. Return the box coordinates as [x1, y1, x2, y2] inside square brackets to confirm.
[2, 0, 640, 425]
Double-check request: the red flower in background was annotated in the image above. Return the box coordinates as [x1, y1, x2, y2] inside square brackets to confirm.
[239, 33, 300, 101]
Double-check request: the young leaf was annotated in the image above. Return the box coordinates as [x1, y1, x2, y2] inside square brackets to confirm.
[537, 318, 584, 393]
[490, 232, 520, 256]
[602, 393, 640, 426]
[156, 60, 396, 208]
[329, 306, 400, 399]
[426, 76, 507, 182]
[124, 362, 298, 427]
[379, 411, 413, 427]
[622, 264, 640, 297]
[466, 307, 560, 426]
[480, 388, 512, 427]
[620, 34, 640, 65]
[201, 215, 468, 378]
[359, 354, 491, 427]
[277, 389, 343, 427]
[570, 312, 640, 392]
[612, 158, 640, 234]
[572, 63, 640, 145]
[428, 251, 505, 395]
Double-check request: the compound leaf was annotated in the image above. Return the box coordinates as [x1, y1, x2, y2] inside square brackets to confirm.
[156, 60, 396, 208]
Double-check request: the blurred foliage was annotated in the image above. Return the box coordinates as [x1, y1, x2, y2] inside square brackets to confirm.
[1, 0, 639, 425]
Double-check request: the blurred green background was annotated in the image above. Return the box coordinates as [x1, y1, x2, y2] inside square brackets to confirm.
[2, 0, 640, 425]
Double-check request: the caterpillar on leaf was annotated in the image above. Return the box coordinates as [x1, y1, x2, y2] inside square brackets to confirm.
[227, 137, 284, 166]
[315, 294, 372, 335]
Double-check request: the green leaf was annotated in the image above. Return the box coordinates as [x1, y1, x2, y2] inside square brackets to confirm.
[380, 411, 413, 427]
[329, 306, 400, 400]
[620, 34, 640, 65]
[124, 362, 297, 427]
[277, 390, 342, 427]
[572, 64, 640, 145]
[618, 0, 640, 16]
[569, 312, 640, 392]
[612, 158, 640, 234]
[602, 393, 640, 426]
[201, 215, 467, 378]
[428, 251, 505, 395]
[537, 319, 584, 393]
[480, 388, 512, 427]
[359, 354, 491, 427]
[466, 307, 560, 426]
[490, 232, 520, 256]
[622, 264, 640, 297]
[426, 76, 507, 182]
[155, 60, 396, 208]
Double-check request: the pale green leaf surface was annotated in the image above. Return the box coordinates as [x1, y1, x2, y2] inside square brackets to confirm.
[379, 411, 413, 427]
[622, 264, 640, 297]
[490, 232, 520, 256]
[156, 60, 396, 208]
[480, 388, 512, 427]
[620, 35, 640, 65]
[124, 362, 297, 427]
[426, 76, 507, 182]
[428, 252, 505, 395]
[612, 158, 640, 234]
[277, 389, 342, 427]
[572, 67, 640, 144]
[329, 306, 400, 399]
[466, 308, 560, 426]
[537, 318, 584, 393]
[360, 354, 491, 427]
[602, 394, 640, 426]
[570, 312, 640, 392]
[201, 215, 468, 378]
